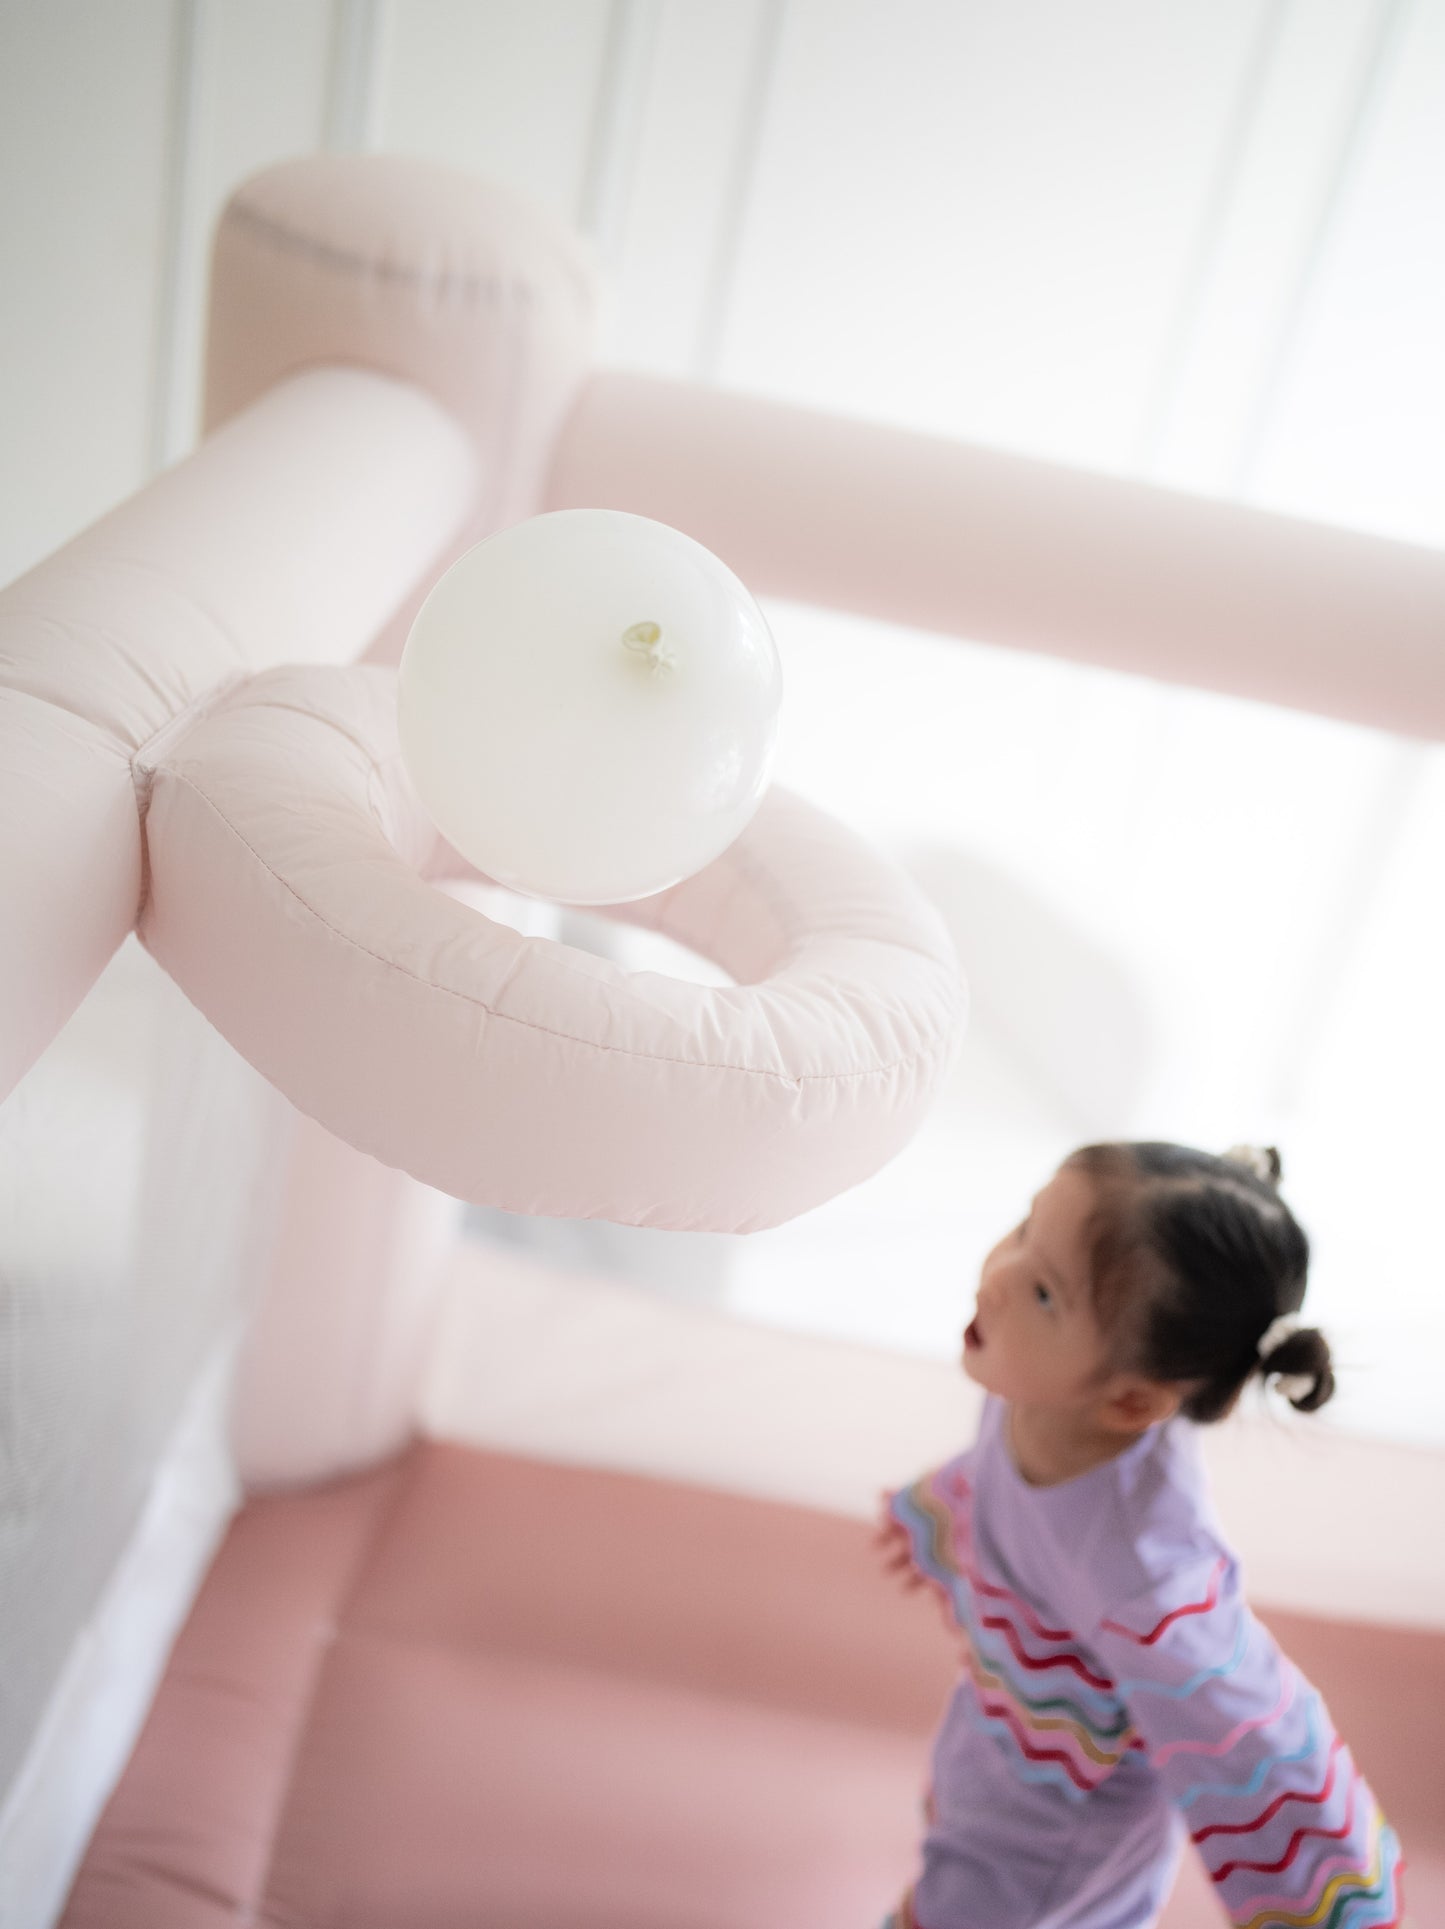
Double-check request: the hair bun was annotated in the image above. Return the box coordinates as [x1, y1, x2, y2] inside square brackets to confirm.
[1257, 1320, 1334, 1413]
[1224, 1143, 1282, 1186]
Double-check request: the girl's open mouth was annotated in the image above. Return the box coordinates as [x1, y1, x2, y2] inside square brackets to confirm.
[964, 1316, 982, 1350]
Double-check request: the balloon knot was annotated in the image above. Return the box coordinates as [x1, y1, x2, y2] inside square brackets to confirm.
[623, 621, 677, 677]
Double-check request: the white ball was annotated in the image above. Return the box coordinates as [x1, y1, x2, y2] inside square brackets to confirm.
[398, 509, 783, 904]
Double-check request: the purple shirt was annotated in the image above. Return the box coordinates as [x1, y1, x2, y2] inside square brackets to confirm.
[885, 1396, 1403, 1929]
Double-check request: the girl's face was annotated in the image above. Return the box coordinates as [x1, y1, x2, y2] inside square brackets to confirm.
[962, 1162, 1111, 1407]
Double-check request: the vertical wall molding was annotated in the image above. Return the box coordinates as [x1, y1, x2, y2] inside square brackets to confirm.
[692, 0, 786, 382]
[148, 0, 210, 475]
[1229, 0, 1414, 495]
[326, 0, 389, 153]
[578, 0, 663, 270]
[1133, 0, 1289, 478]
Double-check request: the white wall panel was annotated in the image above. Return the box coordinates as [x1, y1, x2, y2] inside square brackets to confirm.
[1175, 0, 1445, 1449]
[599, 0, 775, 373]
[0, 0, 175, 586]
[378, 0, 614, 225]
[1252, 0, 1445, 544]
[763, 602, 1398, 1136]
[157, 0, 334, 464]
[716, 0, 1271, 471]
[202, 3, 334, 224]
[1149, 0, 1396, 493]
[1284, 748, 1445, 1445]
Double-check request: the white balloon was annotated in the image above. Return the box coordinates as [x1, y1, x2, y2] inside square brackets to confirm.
[398, 509, 783, 903]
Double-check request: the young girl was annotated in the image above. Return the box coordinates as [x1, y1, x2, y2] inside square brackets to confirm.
[878, 1141, 1405, 1929]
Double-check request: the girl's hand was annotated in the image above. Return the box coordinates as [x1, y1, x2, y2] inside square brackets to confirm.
[874, 1494, 925, 1591]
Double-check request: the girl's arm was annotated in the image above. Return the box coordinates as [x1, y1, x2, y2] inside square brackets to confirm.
[874, 1499, 927, 1589]
[1091, 1557, 1406, 1929]
[875, 1460, 974, 1613]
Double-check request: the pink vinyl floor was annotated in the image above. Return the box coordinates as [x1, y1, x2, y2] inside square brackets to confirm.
[63, 1441, 1442, 1926]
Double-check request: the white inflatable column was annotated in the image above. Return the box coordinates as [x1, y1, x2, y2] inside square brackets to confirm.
[206, 155, 599, 669]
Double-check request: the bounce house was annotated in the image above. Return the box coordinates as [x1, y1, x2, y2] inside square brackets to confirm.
[2, 156, 1443, 1927]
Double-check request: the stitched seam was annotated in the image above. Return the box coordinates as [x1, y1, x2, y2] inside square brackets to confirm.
[327, 1616, 932, 1739]
[247, 1450, 421, 1929]
[154, 766, 960, 1086]
[3, 562, 254, 764]
[0, 678, 134, 753]
[132, 671, 251, 774]
[230, 197, 544, 304]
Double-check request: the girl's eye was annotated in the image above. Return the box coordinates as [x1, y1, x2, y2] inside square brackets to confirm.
[1033, 1282, 1053, 1308]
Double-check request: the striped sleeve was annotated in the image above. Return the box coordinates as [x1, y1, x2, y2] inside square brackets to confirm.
[1090, 1557, 1405, 1929]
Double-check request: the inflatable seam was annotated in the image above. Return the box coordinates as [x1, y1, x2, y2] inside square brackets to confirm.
[226, 197, 576, 308]
[220, 198, 584, 535]
[131, 672, 251, 925]
[0, 678, 134, 756]
[158, 767, 960, 1086]
[131, 672, 252, 818]
[246, 1454, 422, 1912]
[719, 825, 957, 975]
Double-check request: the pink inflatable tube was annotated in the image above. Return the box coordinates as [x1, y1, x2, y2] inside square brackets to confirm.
[548, 372, 1445, 744]
[136, 661, 964, 1233]
[0, 365, 475, 1100]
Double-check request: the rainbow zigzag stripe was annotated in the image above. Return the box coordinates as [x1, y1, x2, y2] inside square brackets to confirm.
[890, 1469, 1141, 1801]
[1232, 1801, 1403, 1929]
[878, 1884, 922, 1929]
[889, 1465, 1406, 1928]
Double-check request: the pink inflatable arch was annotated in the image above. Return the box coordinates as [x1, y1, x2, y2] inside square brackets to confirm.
[7, 155, 965, 1239]
[138, 661, 964, 1234]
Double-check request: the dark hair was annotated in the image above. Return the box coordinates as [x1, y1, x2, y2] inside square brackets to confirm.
[1066, 1142, 1334, 1423]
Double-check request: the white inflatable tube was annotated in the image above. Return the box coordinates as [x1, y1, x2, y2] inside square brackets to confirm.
[0, 368, 476, 1102]
[136, 663, 966, 1234]
[547, 371, 1445, 743]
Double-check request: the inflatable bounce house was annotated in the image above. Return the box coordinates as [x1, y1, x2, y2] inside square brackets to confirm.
[2, 156, 1443, 1927]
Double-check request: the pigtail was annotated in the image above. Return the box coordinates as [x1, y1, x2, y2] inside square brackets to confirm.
[1257, 1320, 1335, 1413]
[1223, 1143, 1281, 1187]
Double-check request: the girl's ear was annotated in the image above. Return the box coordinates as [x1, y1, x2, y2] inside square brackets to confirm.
[1100, 1373, 1184, 1436]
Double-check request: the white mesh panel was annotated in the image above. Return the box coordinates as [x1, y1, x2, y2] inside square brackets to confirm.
[0, 934, 289, 1811]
